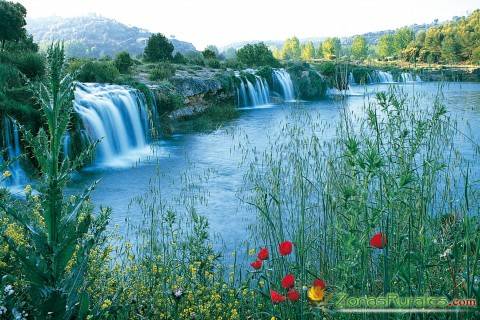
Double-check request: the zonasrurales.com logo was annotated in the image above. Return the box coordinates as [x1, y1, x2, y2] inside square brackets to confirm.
[324, 293, 478, 313]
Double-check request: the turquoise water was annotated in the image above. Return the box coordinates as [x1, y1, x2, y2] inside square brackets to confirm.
[67, 82, 480, 252]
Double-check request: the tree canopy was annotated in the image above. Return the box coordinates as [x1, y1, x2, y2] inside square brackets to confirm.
[351, 36, 368, 60]
[282, 37, 301, 60]
[0, 0, 27, 50]
[322, 38, 341, 59]
[236, 42, 279, 67]
[144, 33, 174, 62]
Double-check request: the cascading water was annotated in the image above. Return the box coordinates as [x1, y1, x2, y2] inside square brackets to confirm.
[400, 72, 422, 82]
[1, 117, 28, 187]
[372, 70, 395, 83]
[74, 83, 151, 167]
[368, 70, 422, 84]
[235, 74, 270, 107]
[272, 69, 295, 101]
[348, 72, 356, 86]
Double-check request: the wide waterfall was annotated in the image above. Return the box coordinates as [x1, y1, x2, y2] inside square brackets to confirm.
[273, 69, 295, 101]
[1, 117, 28, 188]
[400, 72, 422, 82]
[74, 83, 151, 167]
[236, 74, 270, 108]
[368, 70, 422, 84]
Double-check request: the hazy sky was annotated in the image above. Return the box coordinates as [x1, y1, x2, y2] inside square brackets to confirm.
[17, 0, 479, 49]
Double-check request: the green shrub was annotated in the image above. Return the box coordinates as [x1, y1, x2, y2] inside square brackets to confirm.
[0, 51, 45, 79]
[205, 58, 220, 69]
[153, 81, 184, 113]
[149, 63, 176, 81]
[173, 52, 187, 64]
[75, 60, 120, 83]
[114, 51, 133, 73]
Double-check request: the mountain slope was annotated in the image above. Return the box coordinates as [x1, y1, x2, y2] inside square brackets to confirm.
[27, 15, 197, 58]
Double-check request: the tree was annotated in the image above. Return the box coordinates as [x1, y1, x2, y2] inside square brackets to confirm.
[316, 42, 324, 59]
[282, 37, 301, 60]
[301, 41, 315, 61]
[144, 33, 174, 62]
[394, 27, 415, 55]
[0, 0, 27, 50]
[236, 42, 279, 67]
[351, 36, 368, 60]
[114, 51, 133, 73]
[205, 45, 219, 56]
[377, 34, 396, 59]
[322, 38, 341, 59]
[202, 48, 217, 59]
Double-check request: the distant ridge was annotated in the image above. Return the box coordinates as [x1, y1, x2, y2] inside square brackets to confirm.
[27, 15, 197, 58]
[221, 20, 441, 51]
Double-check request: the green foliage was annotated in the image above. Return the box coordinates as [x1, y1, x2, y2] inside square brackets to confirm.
[114, 51, 133, 73]
[351, 35, 368, 60]
[322, 37, 341, 59]
[153, 81, 184, 113]
[236, 42, 279, 67]
[393, 27, 415, 54]
[0, 50, 45, 80]
[377, 34, 396, 59]
[300, 41, 315, 61]
[173, 52, 186, 64]
[205, 58, 221, 69]
[287, 63, 327, 100]
[202, 49, 217, 60]
[73, 60, 120, 83]
[1, 43, 109, 319]
[282, 37, 301, 60]
[149, 62, 176, 81]
[144, 33, 174, 62]
[0, 0, 27, 49]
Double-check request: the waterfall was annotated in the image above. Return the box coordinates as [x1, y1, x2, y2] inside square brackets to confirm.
[273, 69, 295, 101]
[369, 70, 422, 84]
[74, 83, 150, 167]
[348, 72, 356, 86]
[235, 74, 270, 107]
[400, 72, 422, 82]
[372, 70, 395, 83]
[1, 117, 27, 187]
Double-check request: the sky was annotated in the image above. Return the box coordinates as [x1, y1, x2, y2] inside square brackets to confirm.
[16, 0, 479, 49]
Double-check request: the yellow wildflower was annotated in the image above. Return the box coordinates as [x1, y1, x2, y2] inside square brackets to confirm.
[24, 184, 32, 194]
[307, 286, 325, 302]
[248, 248, 255, 256]
[101, 299, 112, 310]
[2, 171, 11, 178]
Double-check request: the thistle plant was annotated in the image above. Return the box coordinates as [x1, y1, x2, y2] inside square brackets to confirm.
[0, 43, 109, 319]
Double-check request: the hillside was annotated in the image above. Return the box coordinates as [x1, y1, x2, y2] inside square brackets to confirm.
[27, 15, 197, 58]
[222, 20, 438, 51]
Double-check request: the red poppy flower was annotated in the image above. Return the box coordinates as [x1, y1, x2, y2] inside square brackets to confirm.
[313, 278, 326, 289]
[281, 274, 295, 289]
[270, 290, 286, 304]
[257, 247, 269, 260]
[287, 289, 300, 302]
[370, 232, 387, 249]
[278, 241, 293, 256]
[250, 259, 262, 270]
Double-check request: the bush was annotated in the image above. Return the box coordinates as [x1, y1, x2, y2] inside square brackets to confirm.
[114, 51, 133, 73]
[153, 81, 184, 113]
[237, 42, 279, 67]
[0, 51, 45, 79]
[205, 58, 221, 69]
[149, 63, 176, 81]
[173, 52, 187, 64]
[144, 33, 174, 62]
[74, 60, 120, 83]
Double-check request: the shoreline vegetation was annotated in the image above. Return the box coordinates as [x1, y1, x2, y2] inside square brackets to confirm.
[1, 1, 480, 319]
